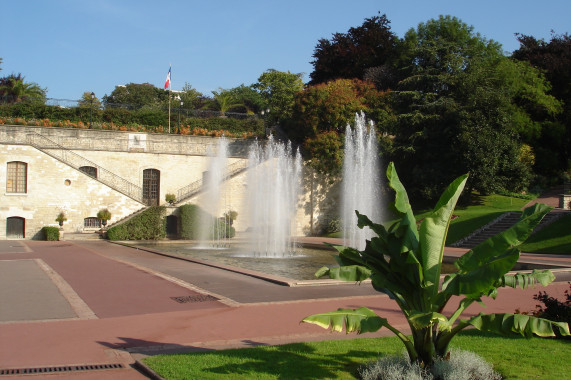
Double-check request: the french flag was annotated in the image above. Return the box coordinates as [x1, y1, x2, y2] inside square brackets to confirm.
[164, 67, 171, 89]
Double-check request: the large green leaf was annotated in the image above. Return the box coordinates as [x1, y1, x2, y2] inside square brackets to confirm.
[302, 307, 386, 334]
[455, 203, 552, 272]
[386, 162, 419, 253]
[408, 311, 449, 330]
[419, 173, 468, 298]
[442, 248, 521, 297]
[498, 270, 555, 289]
[465, 312, 570, 338]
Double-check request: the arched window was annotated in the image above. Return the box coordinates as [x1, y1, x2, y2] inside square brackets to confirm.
[83, 217, 101, 228]
[7, 161, 27, 193]
[79, 166, 97, 179]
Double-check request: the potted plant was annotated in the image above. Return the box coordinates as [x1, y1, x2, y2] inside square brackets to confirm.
[97, 208, 112, 228]
[223, 210, 238, 226]
[55, 212, 67, 227]
[165, 193, 176, 205]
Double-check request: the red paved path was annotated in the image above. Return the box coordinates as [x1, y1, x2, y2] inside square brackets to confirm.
[1, 239, 569, 379]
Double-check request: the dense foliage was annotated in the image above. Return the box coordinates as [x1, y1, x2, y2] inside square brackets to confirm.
[253, 69, 304, 125]
[179, 204, 235, 240]
[42, 226, 60, 241]
[106, 206, 166, 240]
[532, 282, 571, 339]
[309, 13, 398, 88]
[512, 33, 571, 178]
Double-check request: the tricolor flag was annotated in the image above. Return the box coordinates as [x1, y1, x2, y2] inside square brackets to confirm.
[164, 67, 171, 89]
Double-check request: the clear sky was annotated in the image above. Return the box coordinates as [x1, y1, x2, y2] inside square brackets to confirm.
[2, 0, 569, 100]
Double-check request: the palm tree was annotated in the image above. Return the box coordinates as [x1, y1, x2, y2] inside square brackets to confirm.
[204, 88, 244, 116]
[0, 74, 47, 104]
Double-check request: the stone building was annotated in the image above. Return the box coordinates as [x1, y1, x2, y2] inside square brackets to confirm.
[0, 125, 333, 240]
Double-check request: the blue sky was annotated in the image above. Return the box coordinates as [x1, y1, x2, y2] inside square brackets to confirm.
[2, 0, 569, 100]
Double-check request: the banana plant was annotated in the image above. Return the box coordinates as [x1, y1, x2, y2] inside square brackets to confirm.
[303, 162, 569, 367]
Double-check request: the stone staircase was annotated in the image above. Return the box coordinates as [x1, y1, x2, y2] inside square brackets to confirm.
[452, 211, 567, 249]
[26, 132, 145, 204]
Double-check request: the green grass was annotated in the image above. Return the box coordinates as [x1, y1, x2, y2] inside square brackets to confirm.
[519, 214, 571, 254]
[142, 331, 571, 379]
[446, 193, 530, 244]
[324, 193, 571, 254]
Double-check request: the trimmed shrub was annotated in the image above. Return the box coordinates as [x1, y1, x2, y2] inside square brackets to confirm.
[106, 206, 166, 240]
[42, 226, 60, 241]
[179, 204, 203, 240]
[179, 204, 235, 240]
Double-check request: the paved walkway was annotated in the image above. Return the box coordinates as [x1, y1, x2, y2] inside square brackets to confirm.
[1, 238, 570, 379]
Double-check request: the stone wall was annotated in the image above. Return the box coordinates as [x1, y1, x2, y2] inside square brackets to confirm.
[0, 125, 335, 240]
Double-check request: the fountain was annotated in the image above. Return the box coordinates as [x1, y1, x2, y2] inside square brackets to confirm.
[197, 137, 230, 247]
[342, 112, 382, 250]
[245, 135, 303, 256]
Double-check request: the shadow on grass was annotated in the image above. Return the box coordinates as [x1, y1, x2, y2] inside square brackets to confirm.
[447, 211, 504, 244]
[194, 342, 381, 379]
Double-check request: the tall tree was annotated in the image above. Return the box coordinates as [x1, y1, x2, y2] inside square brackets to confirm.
[512, 33, 571, 176]
[253, 69, 304, 125]
[389, 16, 559, 199]
[309, 13, 398, 89]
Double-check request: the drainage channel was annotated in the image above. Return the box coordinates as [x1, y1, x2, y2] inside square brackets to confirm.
[0, 363, 125, 376]
[171, 295, 219, 303]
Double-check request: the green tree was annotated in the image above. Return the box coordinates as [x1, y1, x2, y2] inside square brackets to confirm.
[0, 73, 47, 104]
[227, 84, 265, 114]
[77, 91, 102, 109]
[309, 13, 398, 89]
[303, 162, 569, 370]
[253, 69, 304, 125]
[389, 16, 559, 199]
[288, 78, 388, 141]
[203, 88, 244, 116]
[512, 33, 571, 176]
[179, 82, 203, 110]
[103, 83, 166, 109]
[303, 131, 344, 177]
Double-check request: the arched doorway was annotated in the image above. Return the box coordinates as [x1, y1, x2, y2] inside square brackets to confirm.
[6, 217, 25, 239]
[143, 169, 160, 206]
[166, 215, 178, 238]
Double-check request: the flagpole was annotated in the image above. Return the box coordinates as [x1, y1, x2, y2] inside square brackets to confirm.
[168, 65, 171, 133]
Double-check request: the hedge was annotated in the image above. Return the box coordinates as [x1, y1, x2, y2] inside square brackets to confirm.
[42, 226, 60, 241]
[179, 204, 235, 240]
[106, 206, 166, 240]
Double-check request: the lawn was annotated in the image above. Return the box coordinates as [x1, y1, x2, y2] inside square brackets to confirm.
[446, 193, 530, 245]
[519, 214, 571, 254]
[142, 331, 571, 379]
[327, 193, 532, 245]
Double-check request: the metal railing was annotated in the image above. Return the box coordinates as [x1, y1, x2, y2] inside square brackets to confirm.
[26, 132, 145, 203]
[176, 160, 249, 203]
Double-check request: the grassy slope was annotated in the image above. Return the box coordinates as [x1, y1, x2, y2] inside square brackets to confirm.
[446, 194, 530, 245]
[519, 214, 571, 254]
[143, 331, 571, 380]
[325, 193, 570, 253]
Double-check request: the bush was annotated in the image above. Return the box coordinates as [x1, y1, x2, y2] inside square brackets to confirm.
[533, 282, 571, 339]
[179, 204, 235, 240]
[106, 206, 166, 240]
[359, 349, 501, 380]
[179, 204, 203, 240]
[42, 226, 60, 241]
